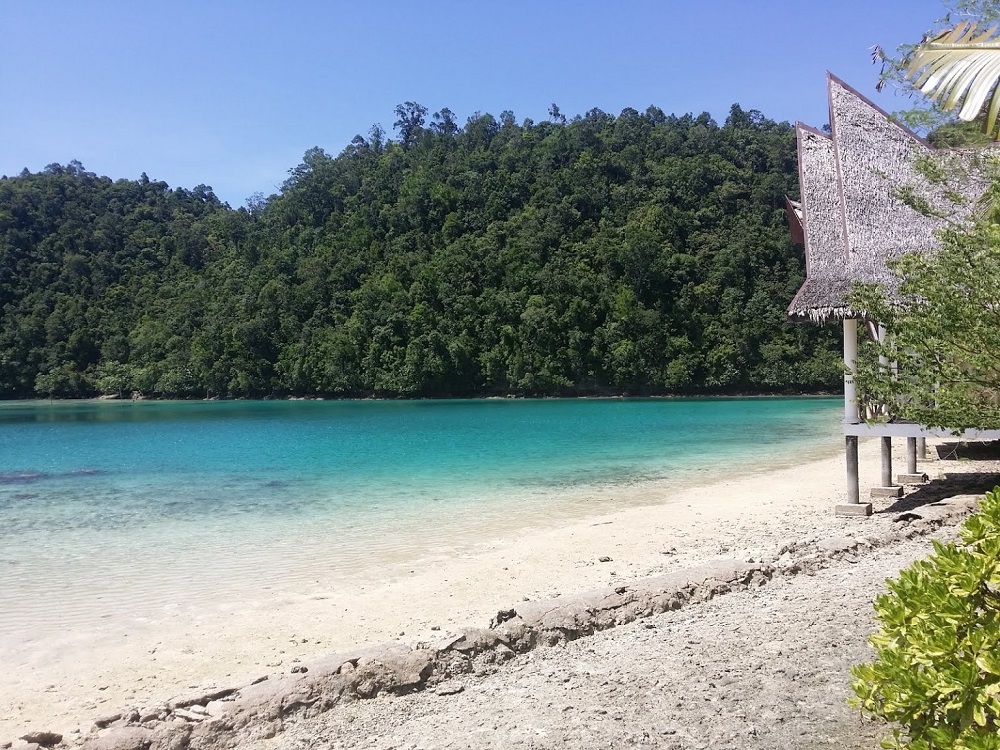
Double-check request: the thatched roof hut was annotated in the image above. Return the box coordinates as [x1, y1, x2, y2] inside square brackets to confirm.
[787, 74, 991, 322]
[785, 75, 1000, 515]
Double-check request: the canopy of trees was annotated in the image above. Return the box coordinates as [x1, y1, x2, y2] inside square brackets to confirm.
[0, 104, 841, 399]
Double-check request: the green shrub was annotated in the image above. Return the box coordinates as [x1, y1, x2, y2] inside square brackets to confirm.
[852, 488, 1000, 749]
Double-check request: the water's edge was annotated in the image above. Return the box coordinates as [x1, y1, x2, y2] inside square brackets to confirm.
[0, 397, 842, 638]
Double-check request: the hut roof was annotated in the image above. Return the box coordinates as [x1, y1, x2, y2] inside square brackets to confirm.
[787, 74, 991, 323]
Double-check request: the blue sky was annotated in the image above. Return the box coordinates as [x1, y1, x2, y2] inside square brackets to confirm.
[1, 1, 951, 207]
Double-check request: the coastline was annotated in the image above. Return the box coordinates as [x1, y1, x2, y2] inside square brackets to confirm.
[0, 388, 840, 404]
[2, 435, 907, 742]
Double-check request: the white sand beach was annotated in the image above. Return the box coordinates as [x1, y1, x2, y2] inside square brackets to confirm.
[0, 436, 943, 743]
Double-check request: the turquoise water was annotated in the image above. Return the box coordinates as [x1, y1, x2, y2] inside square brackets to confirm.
[0, 397, 841, 635]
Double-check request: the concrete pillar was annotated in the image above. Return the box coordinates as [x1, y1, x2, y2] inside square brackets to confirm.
[897, 437, 928, 486]
[881, 436, 892, 487]
[917, 437, 927, 459]
[846, 436, 860, 504]
[843, 319, 859, 424]
[837, 435, 870, 516]
[838, 319, 869, 516]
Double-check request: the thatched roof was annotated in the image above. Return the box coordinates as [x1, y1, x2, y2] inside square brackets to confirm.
[787, 74, 992, 323]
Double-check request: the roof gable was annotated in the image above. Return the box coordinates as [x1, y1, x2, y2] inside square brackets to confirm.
[788, 74, 992, 322]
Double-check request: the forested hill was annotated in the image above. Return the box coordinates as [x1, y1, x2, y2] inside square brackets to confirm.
[0, 103, 841, 399]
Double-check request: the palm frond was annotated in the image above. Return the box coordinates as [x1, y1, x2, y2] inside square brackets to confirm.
[906, 21, 1000, 138]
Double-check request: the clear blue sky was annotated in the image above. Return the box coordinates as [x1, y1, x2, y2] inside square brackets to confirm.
[0, 0, 951, 207]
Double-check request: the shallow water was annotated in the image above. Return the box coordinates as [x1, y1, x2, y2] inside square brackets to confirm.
[0, 397, 841, 637]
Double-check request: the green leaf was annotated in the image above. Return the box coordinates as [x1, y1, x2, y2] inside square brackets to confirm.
[907, 22, 1000, 138]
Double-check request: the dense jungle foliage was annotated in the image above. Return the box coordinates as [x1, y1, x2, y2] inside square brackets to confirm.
[0, 103, 841, 399]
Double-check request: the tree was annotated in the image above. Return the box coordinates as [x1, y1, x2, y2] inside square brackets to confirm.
[95, 360, 134, 398]
[849, 209, 1000, 430]
[849, 1, 1000, 430]
[393, 101, 428, 147]
[876, 1, 1000, 138]
[851, 488, 1000, 749]
[431, 107, 459, 137]
[906, 20, 1000, 139]
[0, 101, 841, 400]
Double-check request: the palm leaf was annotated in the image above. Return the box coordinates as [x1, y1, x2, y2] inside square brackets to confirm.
[906, 21, 1000, 138]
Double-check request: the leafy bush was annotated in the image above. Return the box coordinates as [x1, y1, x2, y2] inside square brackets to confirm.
[852, 488, 1000, 749]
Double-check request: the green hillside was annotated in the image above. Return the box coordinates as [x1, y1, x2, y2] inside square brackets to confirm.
[0, 103, 841, 399]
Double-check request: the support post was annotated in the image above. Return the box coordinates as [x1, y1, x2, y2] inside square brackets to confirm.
[869, 324, 903, 500]
[871, 436, 904, 499]
[837, 435, 870, 515]
[917, 437, 927, 459]
[897, 437, 927, 485]
[846, 436, 860, 504]
[837, 320, 870, 516]
[881, 436, 892, 486]
[843, 318, 859, 425]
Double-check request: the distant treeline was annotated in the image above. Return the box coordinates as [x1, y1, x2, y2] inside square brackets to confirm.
[0, 102, 841, 399]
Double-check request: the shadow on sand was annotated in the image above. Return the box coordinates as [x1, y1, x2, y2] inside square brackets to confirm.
[879, 440, 1000, 515]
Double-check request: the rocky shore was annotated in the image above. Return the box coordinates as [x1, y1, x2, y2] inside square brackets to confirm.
[264, 518, 965, 750]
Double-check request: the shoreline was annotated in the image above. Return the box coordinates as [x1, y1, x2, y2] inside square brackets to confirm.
[1, 435, 914, 741]
[0, 390, 840, 405]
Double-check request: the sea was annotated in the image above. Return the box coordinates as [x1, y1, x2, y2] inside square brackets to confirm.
[0, 397, 841, 638]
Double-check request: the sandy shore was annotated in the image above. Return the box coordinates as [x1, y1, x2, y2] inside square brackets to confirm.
[0, 436, 940, 742]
